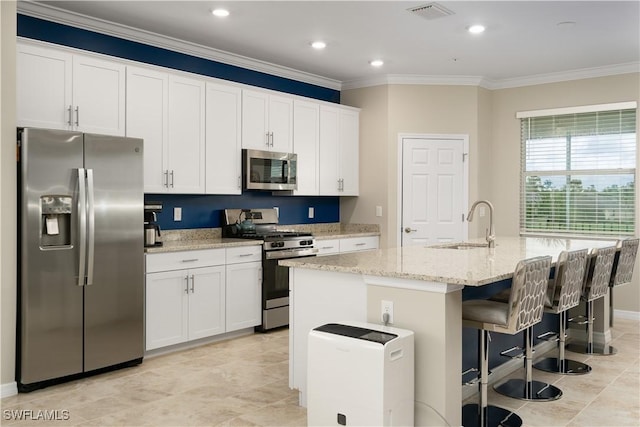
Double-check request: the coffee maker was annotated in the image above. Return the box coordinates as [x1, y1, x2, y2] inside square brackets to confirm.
[144, 202, 163, 247]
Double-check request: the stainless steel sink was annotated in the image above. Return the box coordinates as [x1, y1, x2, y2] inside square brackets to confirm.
[430, 242, 490, 250]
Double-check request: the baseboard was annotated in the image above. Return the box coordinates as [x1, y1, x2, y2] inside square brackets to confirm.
[614, 309, 640, 321]
[1, 381, 18, 398]
[567, 327, 612, 345]
[462, 339, 557, 401]
[144, 327, 255, 358]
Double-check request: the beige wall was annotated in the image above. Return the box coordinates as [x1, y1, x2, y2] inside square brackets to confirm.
[342, 73, 640, 313]
[1, 1, 17, 391]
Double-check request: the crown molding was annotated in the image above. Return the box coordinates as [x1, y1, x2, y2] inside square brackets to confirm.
[16, 1, 342, 91]
[341, 74, 487, 91]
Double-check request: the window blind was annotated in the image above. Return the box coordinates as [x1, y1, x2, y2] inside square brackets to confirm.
[520, 108, 637, 237]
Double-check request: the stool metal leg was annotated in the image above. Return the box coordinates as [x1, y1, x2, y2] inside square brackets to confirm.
[566, 300, 618, 356]
[494, 328, 563, 401]
[534, 311, 591, 374]
[463, 330, 522, 427]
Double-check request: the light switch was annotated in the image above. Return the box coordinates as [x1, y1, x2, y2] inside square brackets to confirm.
[376, 206, 383, 217]
[174, 207, 182, 221]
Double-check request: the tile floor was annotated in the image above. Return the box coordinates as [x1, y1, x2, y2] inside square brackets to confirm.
[1, 318, 638, 426]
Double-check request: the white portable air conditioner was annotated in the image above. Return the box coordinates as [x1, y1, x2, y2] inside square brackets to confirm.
[307, 322, 414, 426]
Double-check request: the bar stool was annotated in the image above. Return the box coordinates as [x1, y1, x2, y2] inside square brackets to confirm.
[462, 256, 552, 427]
[533, 249, 590, 375]
[607, 238, 639, 329]
[565, 245, 617, 356]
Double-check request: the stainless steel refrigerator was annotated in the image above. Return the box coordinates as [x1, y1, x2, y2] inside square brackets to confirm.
[17, 128, 144, 391]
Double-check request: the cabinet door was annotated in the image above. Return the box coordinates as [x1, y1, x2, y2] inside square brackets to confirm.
[146, 270, 189, 351]
[188, 266, 226, 340]
[72, 55, 126, 136]
[17, 43, 72, 130]
[269, 94, 294, 152]
[339, 236, 379, 253]
[293, 100, 320, 195]
[242, 89, 270, 150]
[126, 66, 169, 193]
[205, 82, 242, 194]
[168, 75, 206, 193]
[319, 106, 340, 195]
[226, 261, 262, 332]
[339, 109, 360, 196]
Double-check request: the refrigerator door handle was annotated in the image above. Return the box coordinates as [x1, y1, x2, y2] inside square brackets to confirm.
[77, 168, 87, 286]
[86, 169, 95, 285]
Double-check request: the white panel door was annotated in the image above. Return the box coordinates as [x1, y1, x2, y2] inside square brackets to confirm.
[293, 99, 320, 195]
[72, 55, 126, 136]
[145, 270, 189, 350]
[402, 138, 465, 246]
[17, 43, 72, 130]
[126, 66, 168, 193]
[205, 82, 242, 194]
[225, 261, 262, 332]
[188, 266, 226, 340]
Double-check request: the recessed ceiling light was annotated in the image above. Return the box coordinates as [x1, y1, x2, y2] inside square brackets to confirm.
[370, 59, 384, 67]
[311, 41, 326, 50]
[212, 8, 230, 17]
[468, 24, 485, 34]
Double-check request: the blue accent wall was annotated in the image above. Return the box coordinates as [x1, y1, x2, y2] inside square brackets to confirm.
[17, 15, 340, 103]
[147, 193, 340, 230]
[18, 14, 343, 229]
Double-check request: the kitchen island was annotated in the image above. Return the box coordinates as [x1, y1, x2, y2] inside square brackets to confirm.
[281, 236, 618, 426]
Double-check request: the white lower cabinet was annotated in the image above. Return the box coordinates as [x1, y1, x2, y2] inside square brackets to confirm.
[316, 236, 380, 256]
[145, 246, 261, 351]
[225, 261, 262, 332]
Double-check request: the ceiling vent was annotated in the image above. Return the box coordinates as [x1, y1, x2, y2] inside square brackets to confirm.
[407, 2, 455, 20]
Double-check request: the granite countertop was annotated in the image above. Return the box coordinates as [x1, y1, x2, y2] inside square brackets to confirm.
[277, 223, 380, 240]
[145, 238, 261, 254]
[312, 230, 381, 240]
[280, 236, 619, 286]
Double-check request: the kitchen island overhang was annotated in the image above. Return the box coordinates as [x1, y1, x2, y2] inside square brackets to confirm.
[283, 236, 619, 427]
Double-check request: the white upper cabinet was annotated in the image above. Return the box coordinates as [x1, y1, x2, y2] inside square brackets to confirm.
[242, 89, 293, 152]
[319, 105, 360, 196]
[167, 75, 206, 194]
[127, 69, 205, 194]
[205, 82, 242, 194]
[126, 66, 169, 193]
[293, 99, 320, 195]
[17, 43, 126, 136]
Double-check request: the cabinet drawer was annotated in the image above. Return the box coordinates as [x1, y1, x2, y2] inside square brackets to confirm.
[146, 249, 225, 273]
[226, 245, 262, 264]
[340, 236, 379, 253]
[316, 239, 340, 256]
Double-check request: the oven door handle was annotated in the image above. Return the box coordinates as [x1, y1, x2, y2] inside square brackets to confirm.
[265, 248, 318, 260]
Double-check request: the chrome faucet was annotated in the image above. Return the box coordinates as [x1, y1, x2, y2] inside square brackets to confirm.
[467, 200, 495, 248]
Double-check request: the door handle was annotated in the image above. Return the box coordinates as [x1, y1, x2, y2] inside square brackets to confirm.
[74, 106, 80, 127]
[190, 275, 195, 293]
[67, 105, 73, 126]
[184, 276, 190, 294]
[86, 169, 95, 285]
[169, 170, 174, 188]
[77, 168, 87, 286]
[404, 227, 417, 233]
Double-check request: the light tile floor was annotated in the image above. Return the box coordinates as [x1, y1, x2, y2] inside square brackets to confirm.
[1, 318, 638, 426]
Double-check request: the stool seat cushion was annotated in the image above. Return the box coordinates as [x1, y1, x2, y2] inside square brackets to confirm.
[463, 299, 509, 327]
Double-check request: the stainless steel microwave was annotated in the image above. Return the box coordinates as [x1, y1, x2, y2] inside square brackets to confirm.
[243, 149, 297, 191]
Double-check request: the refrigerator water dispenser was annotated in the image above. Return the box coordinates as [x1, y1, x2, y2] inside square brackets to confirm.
[41, 195, 72, 247]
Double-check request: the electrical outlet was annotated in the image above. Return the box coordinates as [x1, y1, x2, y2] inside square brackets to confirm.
[376, 206, 383, 217]
[174, 207, 182, 221]
[274, 207, 279, 218]
[308, 207, 314, 219]
[381, 300, 394, 324]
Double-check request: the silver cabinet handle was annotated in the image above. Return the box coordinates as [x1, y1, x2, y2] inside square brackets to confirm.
[77, 168, 87, 286]
[184, 276, 189, 294]
[86, 169, 95, 285]
[75, 106, 79, 127]
[181, 258, 199, 263]
[163, 170, 169, 187]
[321, 246, 335, 250]
[270, 132, 274, 147]
[238, 253, 254, 257]
[404, 227, 417, 233]
[170, 170, 174, 188]
[266, 132, 270, 147]
[190, 274, 195, 293]
[237, 175, 241, 189]
[355, 243, 366, 247]
[67, 105, 73, 126]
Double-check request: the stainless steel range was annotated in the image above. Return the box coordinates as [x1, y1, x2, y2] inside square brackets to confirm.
[222, 208, 316, 331]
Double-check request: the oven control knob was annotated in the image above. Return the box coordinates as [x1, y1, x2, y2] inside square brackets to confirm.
[270, 242, 278, 248]
[278, 242, 285, 248]
[300, 241, 306, 246]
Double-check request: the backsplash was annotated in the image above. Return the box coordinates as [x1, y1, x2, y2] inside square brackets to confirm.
[145, 192, 340, 230]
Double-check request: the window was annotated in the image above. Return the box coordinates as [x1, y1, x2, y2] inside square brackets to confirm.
[519, 103, 637, 237]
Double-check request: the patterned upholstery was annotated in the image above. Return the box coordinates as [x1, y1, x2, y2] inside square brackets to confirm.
[545, 249, 588, 314]
[463, 256, 551, 335]
[583, 246, 617, 302]
[611, 238, 639, 288]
